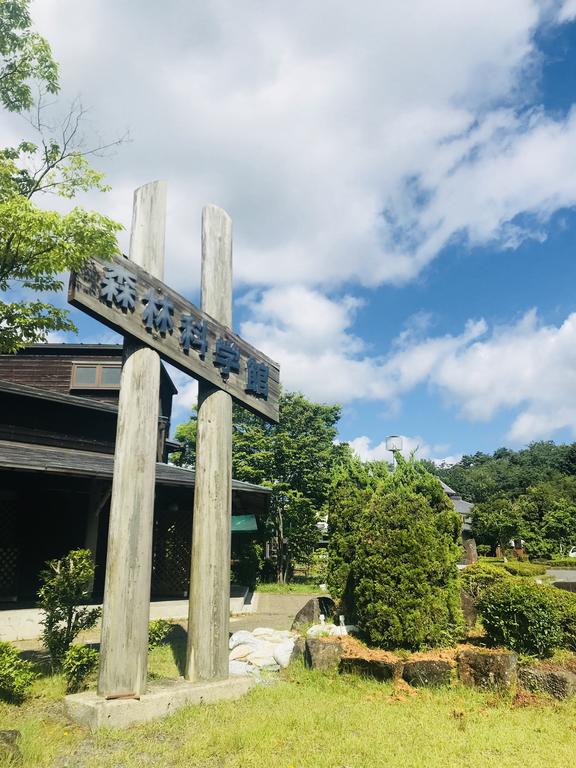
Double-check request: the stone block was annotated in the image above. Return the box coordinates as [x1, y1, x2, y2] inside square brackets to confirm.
[518, 666, 576, 700]
[65, 676, 255, 729]
[402, 660, 453, 687]
[461, 589, 477, 628]
[304, 638, 342, 671]
[290, 636, 306, 664]
[291, 597, 336, 631]
[457, 650, 517, 690]
[339, 656, 403, 681]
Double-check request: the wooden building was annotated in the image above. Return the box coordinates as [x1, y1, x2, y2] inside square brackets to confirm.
[0, 344, 269, 604]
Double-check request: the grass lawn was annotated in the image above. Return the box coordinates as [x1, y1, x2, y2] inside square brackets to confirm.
[2, 643, 576, 768]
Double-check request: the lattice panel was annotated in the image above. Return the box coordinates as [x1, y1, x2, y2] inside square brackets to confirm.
[0, 495, 18, 599]
[152, 506, 191, 597]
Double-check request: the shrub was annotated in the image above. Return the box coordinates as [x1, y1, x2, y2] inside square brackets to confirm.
[38, 549, 101, 670]
[460, 563, 510, 600]
[476, 544, 492, 557]
[551, 589, 576, 652]
[0, 641, 36, 702]
[546, 559, 576, 568]
[499, 562, 547, 577]
[352, 457, 464, 650]
[63, 645, 99, 693]
[148, 619, 173, 649]
[230, 539, 263, 589]
[477, 579, 564, 657]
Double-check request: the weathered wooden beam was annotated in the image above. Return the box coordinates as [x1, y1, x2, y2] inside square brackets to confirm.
[186, 205, 233, 682]
[97, 181, 166, 698]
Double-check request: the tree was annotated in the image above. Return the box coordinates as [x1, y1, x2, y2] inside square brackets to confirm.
[350, 454, 463, 650]
[327, 453, 388, 602]
[174, 392, 343, 583]
[0, 0, 58, 112]
[1, 4, 122, 352]
[472, 497, 524, 554]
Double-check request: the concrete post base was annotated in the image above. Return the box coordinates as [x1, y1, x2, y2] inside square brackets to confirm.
[65, 676, 255, 729]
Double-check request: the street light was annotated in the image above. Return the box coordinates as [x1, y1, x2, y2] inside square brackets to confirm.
[386, 435, 403, 470]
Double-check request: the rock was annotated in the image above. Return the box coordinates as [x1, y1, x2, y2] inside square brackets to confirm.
[518, 666, 576, 700]
[291, 597, 336, 631]
[458, 650, 517, 690]
[0, 730, 22, 765]
[340, 657, 403, 681]
[402, 660, 453, 687]
[305, 637, 342, 671]
[290, 636, 306, 664]
[461, 589, 477, 628]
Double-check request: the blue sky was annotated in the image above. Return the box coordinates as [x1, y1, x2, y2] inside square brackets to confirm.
[5, 1, 576, 463]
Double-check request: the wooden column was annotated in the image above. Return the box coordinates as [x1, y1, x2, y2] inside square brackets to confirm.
[98, 181, 167, 698]
[186, 205, 233, 682]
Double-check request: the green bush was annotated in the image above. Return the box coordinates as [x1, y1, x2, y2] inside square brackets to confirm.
[148, 619, 173, 649]
[38, 549, 101, 670]
[351, 457, 463, 650]
[63, 644, 99, 693]
[230, 539, 263, 589]
[546, 559, 576, 568]
[460, 563, 510, 600]
[551, 589, 576, 652]
[0, 641, 36, 702]
[477, 579, 564, 657]
[499, 561, 547, 577]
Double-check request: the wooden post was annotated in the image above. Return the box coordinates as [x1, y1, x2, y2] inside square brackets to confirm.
[186, 205, 233, 682]
[98, 181, 167, 698]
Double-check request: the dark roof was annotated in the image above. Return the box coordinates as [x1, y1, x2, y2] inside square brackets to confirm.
[0, 378, 119, 414]
[0, 439, 270, 494]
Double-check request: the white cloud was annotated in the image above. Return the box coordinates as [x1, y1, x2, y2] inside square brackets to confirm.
[348, 434, 458, 465]
[557, 0, 576, 22]
[240, 285, 576, 443]
[10, 0, 573, 292]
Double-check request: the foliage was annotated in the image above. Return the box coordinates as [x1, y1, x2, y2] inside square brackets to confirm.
[472, 497, 524, 554]
[231, 539, 263, 589]
[0, 640, 35, 702]
[459, 562, 511, 600]
[551, 589, 576, 652]
[37, 549, 101, 671]
[62, 644, 98, 693]
[0, 0, 59, 112]
[175, 392, 344, 583]
[148, 619, 173, 650]
[546, 558, 576, 568]
[434, 441, 575, 504]
[350, 454, 464, 650]
[477, 579, 565, 658]
[326, 454, 388, 600]
[498, 561, 547, 577]
[0, 3, 123, 352]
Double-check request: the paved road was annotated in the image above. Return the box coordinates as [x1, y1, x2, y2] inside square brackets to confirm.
[547, 568, 576, 582]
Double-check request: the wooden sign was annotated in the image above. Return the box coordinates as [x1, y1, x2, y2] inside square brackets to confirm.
[69, 253, 280, 422]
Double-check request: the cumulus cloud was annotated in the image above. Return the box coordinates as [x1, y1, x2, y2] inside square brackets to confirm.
[240, 285, 576, 443]
[9, 0, 573, 291]
[347, 434, 456, 464]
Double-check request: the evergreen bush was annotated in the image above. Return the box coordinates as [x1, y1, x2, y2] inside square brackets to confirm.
[351, 456, 463, 650]
[63, 644, 99, 693]
[477, 579, 564, 657]
[0, 641, 36, 702]
[551, 589, 576, 652]
[38, 549, 101, 671]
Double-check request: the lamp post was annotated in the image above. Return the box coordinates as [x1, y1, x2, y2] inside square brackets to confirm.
[386, 435, 403, 471]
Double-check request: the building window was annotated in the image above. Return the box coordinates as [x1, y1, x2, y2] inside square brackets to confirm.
[71, 364, 121, 389]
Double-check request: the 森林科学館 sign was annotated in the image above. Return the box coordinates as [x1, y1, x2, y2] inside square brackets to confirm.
[68, 253, 280, 423]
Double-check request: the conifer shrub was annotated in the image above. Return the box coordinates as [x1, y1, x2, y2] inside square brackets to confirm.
[351, 456, 464, 650]
[477, 579, 564, 657]
[327, 457, 387, 602]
